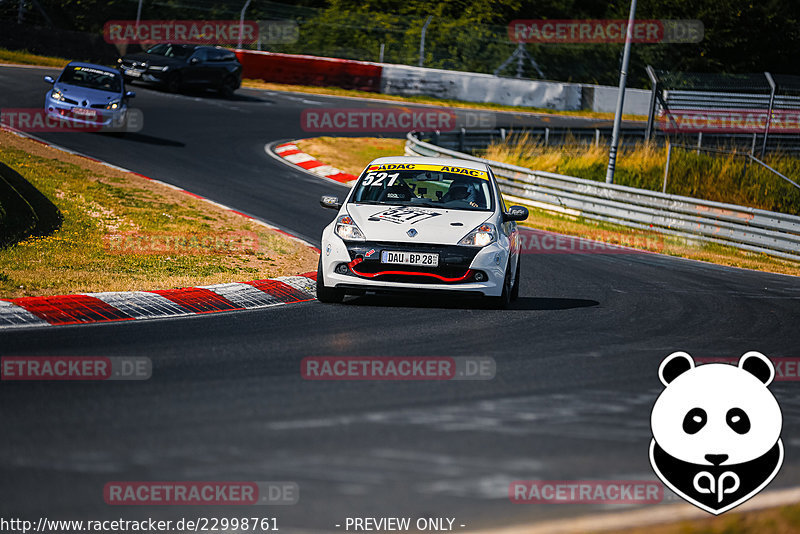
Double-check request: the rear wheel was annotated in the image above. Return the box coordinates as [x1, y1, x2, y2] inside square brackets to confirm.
[316, 257, 345, 303]
[218, 76, 237, 98]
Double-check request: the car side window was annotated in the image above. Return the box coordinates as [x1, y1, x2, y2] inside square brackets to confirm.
[190, 49, 208, 63]
[488, 168, 508, 211]
[208, 49, 234, 62]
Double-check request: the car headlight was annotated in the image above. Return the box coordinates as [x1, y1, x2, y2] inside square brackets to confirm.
[458, 223, 497, 247]
[334, 214, 365, 241]
[106, 100, 121, 110]
[50, 90, 65, 102]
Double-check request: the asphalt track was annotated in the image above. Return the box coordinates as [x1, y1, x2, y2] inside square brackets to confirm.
[1, 64, 799, 530]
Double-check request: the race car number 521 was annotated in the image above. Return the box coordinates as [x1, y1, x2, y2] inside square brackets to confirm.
[381, 251, 439, 267]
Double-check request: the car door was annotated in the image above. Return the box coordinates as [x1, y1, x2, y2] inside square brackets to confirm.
[184, 48, 211, 86]
[490, 168, 520, 271]
[204, 48, 228, 87]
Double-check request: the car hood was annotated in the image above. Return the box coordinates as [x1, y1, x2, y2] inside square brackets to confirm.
[53, 83, 121, 105]
[122, 53, 187, 68]
[346, 203, 492, 245]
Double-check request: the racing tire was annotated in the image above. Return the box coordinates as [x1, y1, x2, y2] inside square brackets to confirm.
[316, 258, 345, 303]
[218, 76, 237, 98]
[510, 256, 520, 302]
[486, 262, 512, 309]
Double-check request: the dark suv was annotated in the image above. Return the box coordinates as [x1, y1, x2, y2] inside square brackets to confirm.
[118, 44, 242, 97]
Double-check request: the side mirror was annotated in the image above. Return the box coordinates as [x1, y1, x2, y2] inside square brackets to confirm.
[190, 57, 200, 65]
[320, 195, 341, 210]
[44, 75, 55, 84]
[125, 91, 136, 98]
[503, 206, 529, 222]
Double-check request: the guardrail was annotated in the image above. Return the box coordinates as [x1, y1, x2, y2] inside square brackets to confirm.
[406, 132, 800, 262]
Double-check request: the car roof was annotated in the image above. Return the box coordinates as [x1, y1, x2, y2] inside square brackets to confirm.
[64, 62, 120, 75]
[368, 156, 489, 172]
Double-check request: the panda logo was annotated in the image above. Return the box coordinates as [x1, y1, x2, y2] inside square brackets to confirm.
[649, 351, 784, 515]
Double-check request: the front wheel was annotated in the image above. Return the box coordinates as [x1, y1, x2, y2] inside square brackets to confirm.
[316, 257, 345, 303]
[165, 73, 181, 93]
[486, 263, 512, 309]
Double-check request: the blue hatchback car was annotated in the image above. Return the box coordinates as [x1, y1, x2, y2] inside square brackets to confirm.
[44, 62, 135, 129]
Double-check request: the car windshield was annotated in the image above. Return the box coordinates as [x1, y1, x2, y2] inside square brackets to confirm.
[59, 65, 121, 92]
[351, 163, 494, 211]
[146, 43, 194, 58]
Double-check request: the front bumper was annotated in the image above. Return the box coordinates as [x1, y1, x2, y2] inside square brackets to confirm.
[320, 233, 509, 297]
[119, 66, 169, 85]
[44, 102, 126, 128]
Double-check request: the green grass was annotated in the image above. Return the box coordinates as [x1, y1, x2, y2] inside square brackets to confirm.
[485, 134, 800, 215]
[0, 132, 317, 298]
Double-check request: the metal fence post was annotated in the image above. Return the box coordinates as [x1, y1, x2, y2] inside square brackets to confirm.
[762, 72, 776, 157]
[418, 16, 433, 67]
[662, 140, 672, 193]
[595, 129, 600, 146]
[645, 65, 659, 142]
[544, 127, 550, 146]
[238, 0, 252, 49]
[696, 132, 702, 155]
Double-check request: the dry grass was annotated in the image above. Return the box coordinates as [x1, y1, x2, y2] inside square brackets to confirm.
[0, 47, 70, 68]
[296, 137, 406, 176]
[0, 130, 317, 299]
[486, 133, 800, 215]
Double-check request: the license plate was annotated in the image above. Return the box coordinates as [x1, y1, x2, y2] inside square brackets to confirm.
[72, 107, 96, 117]
[381, 251, 439, 267]
[126, 69, 142, 77]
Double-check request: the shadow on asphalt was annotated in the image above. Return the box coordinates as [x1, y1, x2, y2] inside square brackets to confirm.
[341, 294, 600, 311]
[101, 131, 185, 147]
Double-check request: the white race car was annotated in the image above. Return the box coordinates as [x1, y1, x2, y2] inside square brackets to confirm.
[317, 156, 529, 308]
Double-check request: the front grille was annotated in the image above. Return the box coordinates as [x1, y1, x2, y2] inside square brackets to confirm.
[90, 104, 108, 109]
[345, 241, 480, 284]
